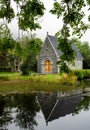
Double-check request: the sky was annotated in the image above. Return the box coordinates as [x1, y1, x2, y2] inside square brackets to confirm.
[8, 0, 90, 43]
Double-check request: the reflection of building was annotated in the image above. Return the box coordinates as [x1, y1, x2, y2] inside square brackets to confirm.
[37, 92, 83, 125]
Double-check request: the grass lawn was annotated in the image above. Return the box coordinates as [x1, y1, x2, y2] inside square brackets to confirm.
[0, 72, 81, 93]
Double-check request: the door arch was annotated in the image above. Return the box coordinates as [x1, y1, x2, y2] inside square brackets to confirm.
[45, 60, 52, 73]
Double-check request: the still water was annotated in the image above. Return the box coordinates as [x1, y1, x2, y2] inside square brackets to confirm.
[0, 91, 90, 130]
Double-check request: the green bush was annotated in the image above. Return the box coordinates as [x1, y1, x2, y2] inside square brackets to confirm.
[84, 70, 90, 79]
[73, 69, 90, 80]
[20, 63, 29, 75]
[59, 62, 70, 74]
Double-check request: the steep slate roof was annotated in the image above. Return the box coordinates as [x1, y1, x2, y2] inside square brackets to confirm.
[47, 35, 62, 57]
[47, 34, 83, 59]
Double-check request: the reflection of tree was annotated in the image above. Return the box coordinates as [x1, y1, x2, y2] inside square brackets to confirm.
[14, 93, 40, 130]
[73, 96, 90, 115]
[0, 93, 40, 130]
[0, 95, 13, 129]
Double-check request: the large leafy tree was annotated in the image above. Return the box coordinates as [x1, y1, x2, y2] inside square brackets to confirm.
[0, 0, 45, 72]
[20, 36, 43, 73]
[50, 0, 90, 73]
[0, 0, 45, 31]
[0, 23, 15, 69]
[16, 0, 45, 31]
[0, 0, 15, 22]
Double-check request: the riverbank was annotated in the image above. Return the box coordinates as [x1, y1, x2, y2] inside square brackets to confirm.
[0, 72, 81, 93]
[0, 72, 90, 94]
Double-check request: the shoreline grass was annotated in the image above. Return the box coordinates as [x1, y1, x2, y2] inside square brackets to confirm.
[0, 72, 85, 93]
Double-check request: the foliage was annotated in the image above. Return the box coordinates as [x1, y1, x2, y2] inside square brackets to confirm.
[58, 60, 70, 73]
[72, 38, 90, 69]
[0, 23, 42, 72]
[17, 0, 45, 31]
[20, 63, 29, 75]
[0, 0, 15, 22]
[0, 0, 45, 32]
[73, 70, 84, 80]
[51, 0, 89, 38]
[73, 96, 90, 115]
[0, 0, 45, 72]
[50, 0, 90, 73]
[19, 36, 43, 71]
[72, 69, 90, 80]
[0, 23, 15, 69]
[14, 93, 40, 129]
[0, 93, 40, 129]
[57, 37, 76, 73]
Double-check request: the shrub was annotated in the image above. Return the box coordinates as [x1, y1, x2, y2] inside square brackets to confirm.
[84, 69, 90, 79]
[20, 63, 29, 75]
[73, 70, 84, 80]
[73, 69, 90, 80]
[59, 62, 70, 74]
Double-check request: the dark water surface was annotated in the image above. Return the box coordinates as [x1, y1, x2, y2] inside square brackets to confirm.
[0, 91, 90, 130]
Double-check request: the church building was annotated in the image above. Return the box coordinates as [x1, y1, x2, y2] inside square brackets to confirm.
[37, 33, 83, 74]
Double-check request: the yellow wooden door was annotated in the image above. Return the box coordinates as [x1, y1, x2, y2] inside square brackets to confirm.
[45, 60, 52, 72]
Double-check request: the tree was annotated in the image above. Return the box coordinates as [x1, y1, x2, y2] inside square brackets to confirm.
[0, 93, 40, 130]
[72, 38, 90, 69]
[50, 0, 89, 73]
[0, 0, 45, 72]
[16, 0, 45, 31]
[0, 0, 45, 31]
[0, 0, 15, 23]
[0, 23, 15, 70]
[15, 93, 40, 130]
[19, 36, 43, 74]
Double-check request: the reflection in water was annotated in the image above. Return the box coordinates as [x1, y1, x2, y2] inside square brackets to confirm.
[0, 93, 40, 130]
[37, 91, 83, 125]
[0, 91, 90, 130]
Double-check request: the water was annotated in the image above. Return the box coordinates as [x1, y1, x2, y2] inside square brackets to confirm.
[0, 91, 90, 130]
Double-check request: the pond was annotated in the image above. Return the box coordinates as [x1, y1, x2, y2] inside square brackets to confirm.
[0, 91, 90, 130]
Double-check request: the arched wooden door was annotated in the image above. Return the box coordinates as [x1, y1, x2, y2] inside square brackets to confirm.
[45, 60, 52, 73]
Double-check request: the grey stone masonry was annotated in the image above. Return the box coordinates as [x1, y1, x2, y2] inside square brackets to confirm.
[37, 36, 58, 73]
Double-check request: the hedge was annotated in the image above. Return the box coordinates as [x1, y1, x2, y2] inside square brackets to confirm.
[72, 69, 90, 80]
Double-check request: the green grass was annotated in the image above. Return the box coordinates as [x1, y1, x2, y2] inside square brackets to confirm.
[0, 72, 81, 93]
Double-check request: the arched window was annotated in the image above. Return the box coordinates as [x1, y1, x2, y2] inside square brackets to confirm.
[45, 60, 52, 72]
